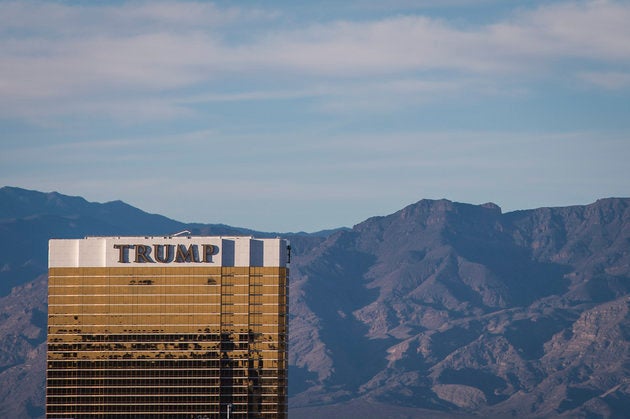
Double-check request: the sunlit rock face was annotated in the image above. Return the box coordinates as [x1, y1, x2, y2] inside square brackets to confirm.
[288, 197, 630, 417]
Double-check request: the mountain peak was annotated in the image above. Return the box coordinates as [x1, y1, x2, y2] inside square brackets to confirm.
[480, 202, 501, 213]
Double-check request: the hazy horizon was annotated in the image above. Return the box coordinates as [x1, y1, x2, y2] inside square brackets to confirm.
[1, 0, 629, 231]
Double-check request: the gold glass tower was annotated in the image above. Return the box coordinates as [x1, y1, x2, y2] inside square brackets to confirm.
[47, 236, 288, 418]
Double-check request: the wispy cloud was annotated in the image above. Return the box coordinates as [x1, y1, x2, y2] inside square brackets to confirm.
[0, 1, 277, 36]
[0, 0, 629, 123]
[579, 71, 630, 89]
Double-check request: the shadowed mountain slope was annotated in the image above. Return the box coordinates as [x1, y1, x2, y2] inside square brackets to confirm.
[288, 198, 630, 417]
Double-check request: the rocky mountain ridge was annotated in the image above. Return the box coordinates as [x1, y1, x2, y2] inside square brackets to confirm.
[0, 186, 628, 418]
[288, 198, 630, 417]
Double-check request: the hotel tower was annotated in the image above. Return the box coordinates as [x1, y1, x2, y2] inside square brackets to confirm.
[46, 235, 289, 418]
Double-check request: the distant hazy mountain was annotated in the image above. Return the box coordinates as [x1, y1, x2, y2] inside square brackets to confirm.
[0, 186, 628, 418]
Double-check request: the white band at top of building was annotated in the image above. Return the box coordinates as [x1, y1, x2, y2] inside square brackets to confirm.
[49, 236, 289, 268]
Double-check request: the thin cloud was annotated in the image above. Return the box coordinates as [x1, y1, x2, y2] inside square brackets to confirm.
[255, 1, 630, 76]
[0, 0, 629, 122]
[0, 1, 277, 36]
[579, 71, 630, 89]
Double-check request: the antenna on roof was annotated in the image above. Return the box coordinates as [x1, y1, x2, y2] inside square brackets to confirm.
[171, 230, 191, 237]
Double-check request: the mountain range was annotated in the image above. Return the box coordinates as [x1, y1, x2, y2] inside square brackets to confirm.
[0, 186, 629, 418]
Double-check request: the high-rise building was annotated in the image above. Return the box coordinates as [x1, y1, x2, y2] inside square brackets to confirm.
[47, 235, 289, 418]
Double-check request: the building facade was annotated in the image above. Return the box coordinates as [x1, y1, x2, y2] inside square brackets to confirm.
[47, 236, 289, 418]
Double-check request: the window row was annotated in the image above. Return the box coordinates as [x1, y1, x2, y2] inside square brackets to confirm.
[48, 331, 285, 343]
[47, 360, 286, 370]
[49, 275, 287, 286]
[50, 294, 286, 303]
[48, 368, 286, 378]
[47, 386, 283, 396]
[49, 324, 286, 332]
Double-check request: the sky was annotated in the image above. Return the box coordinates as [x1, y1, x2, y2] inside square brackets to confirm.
[1, 0, 629, 232]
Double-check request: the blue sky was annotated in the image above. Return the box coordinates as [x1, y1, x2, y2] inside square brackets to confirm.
[1, 0, 629, 232]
